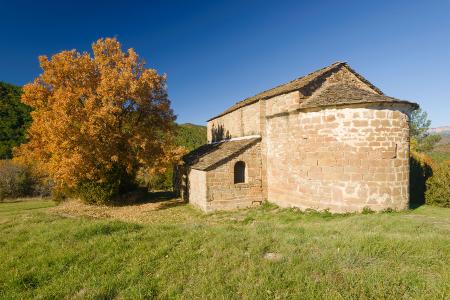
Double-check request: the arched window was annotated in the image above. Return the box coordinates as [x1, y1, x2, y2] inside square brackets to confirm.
[234, 161, 246, 184]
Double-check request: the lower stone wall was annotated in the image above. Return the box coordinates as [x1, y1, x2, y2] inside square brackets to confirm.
[266, 105, 411, 212]
[204, 141, 263, 212]
[187, 169, 208, 211]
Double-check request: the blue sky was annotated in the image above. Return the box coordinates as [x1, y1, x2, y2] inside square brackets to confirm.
[1, 0, 449, 126]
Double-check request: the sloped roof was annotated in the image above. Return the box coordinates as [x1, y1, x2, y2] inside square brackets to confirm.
[208, 62, 384, 121]
[182, 137, 260, 171]
[299, 84, 419, 110]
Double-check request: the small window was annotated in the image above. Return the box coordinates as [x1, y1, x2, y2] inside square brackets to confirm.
[234, 161, 246, 184]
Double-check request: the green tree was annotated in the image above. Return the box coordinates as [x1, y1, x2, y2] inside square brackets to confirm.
[410, 108, 441, 153]
[138, 123, 206, 191]
[0, 82, 31, 159]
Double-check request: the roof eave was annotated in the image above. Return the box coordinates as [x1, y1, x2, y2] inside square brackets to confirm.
[298, 100, 419, 111]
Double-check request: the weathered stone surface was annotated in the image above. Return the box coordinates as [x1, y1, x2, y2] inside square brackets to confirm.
[207, 102, 260, 142]
[188, 169, 208, 211]
[205, 141, 263, 211]
[179, 139, 263, 212]
[266, 106, 411, 212]
[177, 62, 417, 213]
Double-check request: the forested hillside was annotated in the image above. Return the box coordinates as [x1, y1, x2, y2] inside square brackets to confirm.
[0, 82, 31, 159]
[175, 123, 207, 150]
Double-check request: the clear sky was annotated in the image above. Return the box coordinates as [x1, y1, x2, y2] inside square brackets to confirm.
[1, 0, 449, 127]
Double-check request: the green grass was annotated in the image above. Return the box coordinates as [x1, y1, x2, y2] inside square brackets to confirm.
[429, 151, 450, 162]
[1, 199, 450, 299]
[429, 148, 450, 162]
[429, 143, 450, 162]
[437, 135, 450, 146]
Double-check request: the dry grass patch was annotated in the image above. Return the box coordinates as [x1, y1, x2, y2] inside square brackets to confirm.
[50, 197, 198, 225]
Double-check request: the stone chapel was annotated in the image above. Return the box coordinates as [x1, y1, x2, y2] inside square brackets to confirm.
[175, 62, 418, 212]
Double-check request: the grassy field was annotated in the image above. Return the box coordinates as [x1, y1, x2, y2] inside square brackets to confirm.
[429, 143, 450, 162]
[1, 199, 450, 299]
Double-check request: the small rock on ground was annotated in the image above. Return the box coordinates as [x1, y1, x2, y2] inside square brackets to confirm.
[263, 252, 283, 261]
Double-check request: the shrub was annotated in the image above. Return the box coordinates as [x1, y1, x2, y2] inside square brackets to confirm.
[0, 160, 32, 200]
[75, 166, 138, 205]
[75, 181, 119, 205]
[425, 161, 450, 207]
[0, 160, 51, 200]
[362, 207, 375, 214]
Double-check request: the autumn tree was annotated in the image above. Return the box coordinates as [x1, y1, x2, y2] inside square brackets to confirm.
[15, 38, 183, 203]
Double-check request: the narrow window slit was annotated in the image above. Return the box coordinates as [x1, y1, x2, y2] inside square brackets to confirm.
[234, 161, 246, 184]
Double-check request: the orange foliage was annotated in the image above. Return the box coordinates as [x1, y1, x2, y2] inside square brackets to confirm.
[14, 38, 183, 189]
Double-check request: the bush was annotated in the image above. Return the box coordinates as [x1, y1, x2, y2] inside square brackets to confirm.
[0, 160, 51, 200]
[75, 166, 138, 205]
[425, 162, 450, 207]
[0, 160, 32, 200]
[362, 207, 375, 214]
[75, 181, 119, 205]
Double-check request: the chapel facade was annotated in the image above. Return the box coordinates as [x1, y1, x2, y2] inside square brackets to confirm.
[175, 62, 418, 212]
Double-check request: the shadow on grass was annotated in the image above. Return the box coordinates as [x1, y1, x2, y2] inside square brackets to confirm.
[0, 200, 26, 204]
[157, 199, 186, 210]
[110, 189, 186, 210]
[0, 198, 49, 204]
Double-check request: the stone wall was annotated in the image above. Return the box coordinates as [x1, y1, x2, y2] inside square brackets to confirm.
[187, 169, 208, 211]
[241, 103, 261, 137]
[204, 141, 263, 211]
[265, 91, 300, 117]
[207, 102, 260, 142]
[266, 105, 411, 212]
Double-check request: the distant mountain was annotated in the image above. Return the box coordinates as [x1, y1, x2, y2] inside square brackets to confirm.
[429, 126, 450, 135]
[427, 126, 450, 147]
